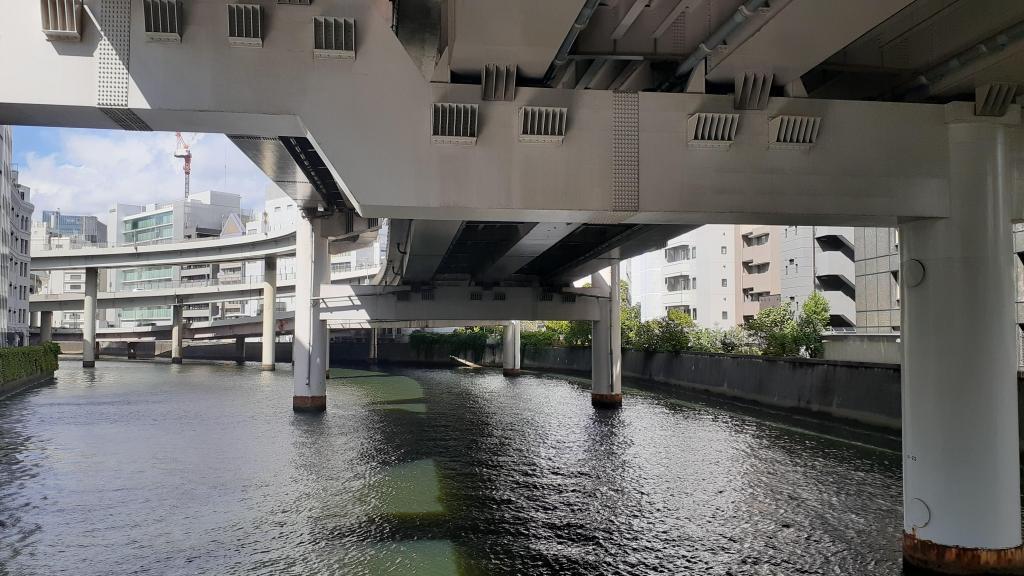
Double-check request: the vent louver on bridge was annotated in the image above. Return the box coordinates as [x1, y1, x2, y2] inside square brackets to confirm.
[734, 72, 773, 110]
[482, 64, 516, 101]
[227, 4, 263, 48]
[39, 0, 82, 41]
[278, 0, 313, 4]
[431, 103, 479, 145]
[768, 115, 821, 149]
[143, 0, 183, 43]
[519, 106, 567, 144]
[975, 83, 1020, 117]
[686, 113, 739, 148]
[313, 17, 355, 59]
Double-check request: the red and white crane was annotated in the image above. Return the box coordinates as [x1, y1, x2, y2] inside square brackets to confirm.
[174, 131, 193, 199]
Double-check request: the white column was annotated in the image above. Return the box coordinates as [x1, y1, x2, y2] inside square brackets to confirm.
[293, 214, 329, 412]
[170, 303, 183, 364]
[590, 264, 622, 408]
[368, 327, 379, 366]
[260, 256, 277, 371]
[503, 321, 521, 376]
[82, 268, 97, 368]
[39, 311, 53, 343]
[900, 118, 1023, 573]
[324, 324, 331, 378]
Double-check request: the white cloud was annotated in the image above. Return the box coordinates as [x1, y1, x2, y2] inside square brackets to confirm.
[17, 129, 273, 219]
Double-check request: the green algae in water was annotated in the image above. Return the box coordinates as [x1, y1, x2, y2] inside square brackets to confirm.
[363, 540, 460, 576]
[336, 375, 425, 404]
[378, 459, 444, 516]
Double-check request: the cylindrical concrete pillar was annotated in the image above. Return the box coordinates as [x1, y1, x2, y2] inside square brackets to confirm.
[503, 321, 521, 376]
[82, 268, 97, 368]
[293, 214, 329, 412]
[260, 256, 277, 371]
[368, 327, 379, 366]
[323, 323, 331, 378]
[40, 311, 53, 343]
[235, 336, 246, 366]
[900, 119, 1023, 573]
[590, 265, 622, 408]
[171, 304, 183, 364]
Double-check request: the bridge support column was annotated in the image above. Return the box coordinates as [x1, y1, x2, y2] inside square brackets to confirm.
[235, 337, 246, 366]
[39, 311, 53, 343]
[293, 213, 329, 412]
[127, 342, 137, 360]
[324, 324, 331, 378]
[260, 256, 277, 371]
[590, 265, 621, 409]
[82, 268, 97, 368]
[503, 321, 521, 376]
[900, 119, 1024, 574]
[368, 327, 379, 367]
[171, 304, 183, 364]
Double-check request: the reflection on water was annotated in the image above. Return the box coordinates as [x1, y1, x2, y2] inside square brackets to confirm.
[0, 361, 903, 575]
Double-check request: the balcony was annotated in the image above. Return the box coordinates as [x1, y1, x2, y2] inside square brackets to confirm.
[741, 300, 760, 318]
[814, 226, 854, 250]
[180, 265, 213, 278]
[815, 251, 855, 289]
[741, 239, 771, 264]
[742, 269, 773, 294]
[820, 290, 856, 327]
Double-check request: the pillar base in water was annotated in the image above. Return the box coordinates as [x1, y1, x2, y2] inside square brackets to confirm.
[293, 395, 327, 412]
[503, 368, 521, 377]
[82, 360, 95, 368]
[260, 364, 275, 372]
[591, 392, 622, 409]
[903, 533, 1024, 575]
[171, 357, 182, 365]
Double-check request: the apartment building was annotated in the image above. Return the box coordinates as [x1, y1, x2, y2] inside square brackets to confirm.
[107, 191, 252, 327]
[854, 227, 901, 334]
[628, 225, 738, 328]
[735, 225, 782, 324]
[780, 225, 856, 328]
[0, 126, 34, 346]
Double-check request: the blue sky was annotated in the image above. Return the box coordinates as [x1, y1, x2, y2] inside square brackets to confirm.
[12, 126, 274, 219]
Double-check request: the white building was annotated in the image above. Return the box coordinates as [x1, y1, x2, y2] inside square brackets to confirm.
[107, 191, 252, 327]
[628, 225, 738, 328]
[1, 126, 34, 346]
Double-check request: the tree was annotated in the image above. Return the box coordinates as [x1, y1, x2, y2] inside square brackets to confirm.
[794, 291, 831, 358]
[745, 303, 800, 357]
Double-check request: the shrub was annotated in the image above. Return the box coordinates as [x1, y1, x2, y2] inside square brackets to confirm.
[0, 343, 60, 384]
[409, 330, 490, 360]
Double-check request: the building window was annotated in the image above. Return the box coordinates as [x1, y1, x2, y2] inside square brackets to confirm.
[722, 311, 728, 320]
[721, 278, 727, 287]
[721, 246, 727, 255]
[665, 245, 691, 263]
[665, 275, 695, 291]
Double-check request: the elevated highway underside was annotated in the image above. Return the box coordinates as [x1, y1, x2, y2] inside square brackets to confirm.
[6, 1, 1024, 572]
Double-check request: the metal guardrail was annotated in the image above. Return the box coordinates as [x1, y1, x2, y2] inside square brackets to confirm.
[34, 273, 301, 296]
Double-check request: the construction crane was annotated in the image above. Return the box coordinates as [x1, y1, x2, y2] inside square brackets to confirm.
[174, 132, 193, 199]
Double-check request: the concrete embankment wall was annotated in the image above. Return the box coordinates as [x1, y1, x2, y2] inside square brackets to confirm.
[56, 341, 294, 363]
[0, 372, 55, 398]
[330, 341, 903, 428]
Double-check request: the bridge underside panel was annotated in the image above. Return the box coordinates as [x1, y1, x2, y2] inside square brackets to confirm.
[318, 285, 605, 323]
[0, 1, 973, 226]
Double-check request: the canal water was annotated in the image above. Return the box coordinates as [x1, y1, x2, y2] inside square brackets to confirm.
[0, 361, 904, 575]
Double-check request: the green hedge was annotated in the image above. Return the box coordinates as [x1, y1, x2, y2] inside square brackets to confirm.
[0, 343, 60, 384]
[409, 329, 493, 361]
